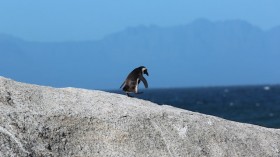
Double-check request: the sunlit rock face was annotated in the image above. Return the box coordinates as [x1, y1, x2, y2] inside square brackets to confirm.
[0, 76, 280, 157]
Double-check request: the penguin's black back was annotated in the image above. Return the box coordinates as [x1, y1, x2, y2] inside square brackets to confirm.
[126, 67, 142, 81]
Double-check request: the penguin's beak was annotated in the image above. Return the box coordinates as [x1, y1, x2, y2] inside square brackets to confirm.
[144, 70, 149, 76]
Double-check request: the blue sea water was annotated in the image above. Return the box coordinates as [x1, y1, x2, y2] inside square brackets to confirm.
[111, 85, 280, 128]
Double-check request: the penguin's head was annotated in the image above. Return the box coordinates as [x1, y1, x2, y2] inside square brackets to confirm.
[140, 66, 149, 76]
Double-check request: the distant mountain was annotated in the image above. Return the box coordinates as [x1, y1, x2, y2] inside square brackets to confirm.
[1, 19, 280, 89]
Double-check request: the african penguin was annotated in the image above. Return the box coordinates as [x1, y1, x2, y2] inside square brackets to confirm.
[120, 66, 149, 97]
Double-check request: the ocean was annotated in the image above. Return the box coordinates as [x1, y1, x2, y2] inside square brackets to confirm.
[111, 85, 280, 128]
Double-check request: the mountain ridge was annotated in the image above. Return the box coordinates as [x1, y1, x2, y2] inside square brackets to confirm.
[1, 19, 280, 89]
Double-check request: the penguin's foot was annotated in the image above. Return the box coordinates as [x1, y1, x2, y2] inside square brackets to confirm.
[126, 93, 133, 97]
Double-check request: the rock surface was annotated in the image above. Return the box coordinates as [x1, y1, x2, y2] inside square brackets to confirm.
[0, 76, 280, 157]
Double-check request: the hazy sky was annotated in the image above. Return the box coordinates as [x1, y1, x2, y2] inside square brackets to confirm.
[1, 0, 280, 42]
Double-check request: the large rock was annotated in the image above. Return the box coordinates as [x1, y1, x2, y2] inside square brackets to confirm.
[0, 76, 280, 157]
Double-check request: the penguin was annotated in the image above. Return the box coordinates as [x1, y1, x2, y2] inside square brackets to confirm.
[120, 66, 149, 97]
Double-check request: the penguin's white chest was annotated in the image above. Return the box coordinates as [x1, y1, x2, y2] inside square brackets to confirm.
[135, 78, 139, 93]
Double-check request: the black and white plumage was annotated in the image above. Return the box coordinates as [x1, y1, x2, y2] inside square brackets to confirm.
[120, 66, 149, 97]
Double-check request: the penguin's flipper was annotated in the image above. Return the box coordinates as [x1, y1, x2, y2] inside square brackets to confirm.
[139, 75, 148, 88]
[120, 81, 125, 88]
